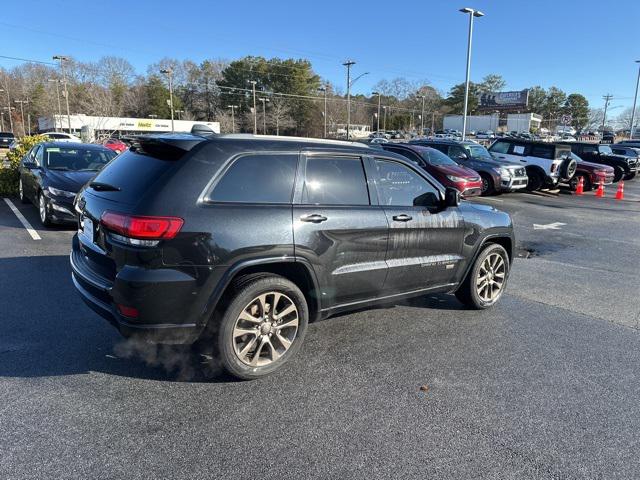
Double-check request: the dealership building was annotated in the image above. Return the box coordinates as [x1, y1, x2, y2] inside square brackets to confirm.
[444, 112, 542, 133]
[38, 114, 220, 137]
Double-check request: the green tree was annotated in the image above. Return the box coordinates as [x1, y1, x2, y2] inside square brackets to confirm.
[478, 74, 506, 93]
[144, 75, 182, 118]
[543, 86, 567, 122]
[563, 93, 589, 129]
[527, 86, 546, 114]
[445, 82, 479, 115]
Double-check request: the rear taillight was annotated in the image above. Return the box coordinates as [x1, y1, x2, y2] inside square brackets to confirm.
[101, 211, 183, 246]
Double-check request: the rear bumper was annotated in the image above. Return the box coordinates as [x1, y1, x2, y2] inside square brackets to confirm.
[70, 235, 205, 344]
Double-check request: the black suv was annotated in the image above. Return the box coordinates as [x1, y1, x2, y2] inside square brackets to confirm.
[71, 134, 515, 379]
[559, 142, 636, 181]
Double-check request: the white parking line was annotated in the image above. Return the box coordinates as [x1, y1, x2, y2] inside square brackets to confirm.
[3, 198, 41, 240]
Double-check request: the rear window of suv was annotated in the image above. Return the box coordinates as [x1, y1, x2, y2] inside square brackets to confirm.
[210, 154, 298, 204]
[302, 156, 369, 205]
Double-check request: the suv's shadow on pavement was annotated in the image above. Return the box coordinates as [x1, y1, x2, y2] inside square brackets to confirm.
[0, 254, 466, 383]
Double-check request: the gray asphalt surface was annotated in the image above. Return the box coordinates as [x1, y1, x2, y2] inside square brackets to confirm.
[1, 181, 639, 479]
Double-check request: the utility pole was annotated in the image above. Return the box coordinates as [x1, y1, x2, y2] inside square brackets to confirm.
[259, 97, 269, 134]
[15, 100, 26, 136]
[383, 106, 387, 131]
[630, 60, 640, 140]
[53, 55, 72, 133]
[601, 94, 613, 134]
[372, 91, 381, 132]
[227, 105, 238, 133]
[0, 111, 4, 131]
[343, 60, 355, 140]
[431, 112, 436, 135]
[48, 79, 62, 132]
[248, 80, 257, 134]
[318, 85, 328, 138]
[459, 7, 484, 141]
[0, 87, 13, 133]
[418, 94, 426, 134]
[160, 68, 175, 132]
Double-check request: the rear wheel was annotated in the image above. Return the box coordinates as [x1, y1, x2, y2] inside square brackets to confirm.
[525, 170, 543, 191]
[38, 192, 51, 226]
[480, 173, 495, 196]
[216, 274, 308, 380]
[613, 167, 625, 183]
[456, 243, 510, 309]
[569, 173, 591, 192]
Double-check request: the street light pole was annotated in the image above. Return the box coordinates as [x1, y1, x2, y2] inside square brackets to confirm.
[418, 94, 426, 134]
[259, 97, 269, 134]
[227, 105, 238, 133]
[248, 80, 258, 134]
[383, 106, 387, 131]
[48, 79, 62, 132]
[160, 68, 175, 132]
[459, 7, 484, 141]
[343, 61, 355, 140]
[372, 91, 381, 132]
[318, 85, 328, 138]
[175, 109, 184, 120]
[601, 94, 613, 134]
[630, 60, 640, 140]
[53, 55, 72, 133]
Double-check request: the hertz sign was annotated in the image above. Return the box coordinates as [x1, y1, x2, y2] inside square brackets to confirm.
[137, 120, 153, 129]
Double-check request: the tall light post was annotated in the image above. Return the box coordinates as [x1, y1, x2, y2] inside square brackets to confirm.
[175, 109, 184, 120]
[227, 105, 238, 133]
[459, 7, 484, 141]
[248, 80, 258, 134]
[318, 85, 328, 138]
[48, 79, 62, 131]
[343, 61, 355, 139]
[53, 55, 72, 133]
[14, 100, 27, 136]
[383, 105, 388, 131]
[372, 91, 381, 132]
[630, 60, 640, 140]
[259, 97, 269, 134]
[0, 88, 13, 133]
[160, 68, 175, 132]
[148, 114, 158, 119]
[601, 94, 613, 134]
[418, 94, 426, 134]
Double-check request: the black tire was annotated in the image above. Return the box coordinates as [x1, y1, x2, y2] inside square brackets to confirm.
[38, 192, 52, 227]
[216, 274, 308, 380]
[559, 157, 578, 181]
[525, 170, 543, 191]
[479, 173, 495, 196]
[455, 243, 510, 309]
[623, 171, 636, 181]
[18, 178, 29, 204]
[613, 167, 625, 183]
[569, 173, 591, 192]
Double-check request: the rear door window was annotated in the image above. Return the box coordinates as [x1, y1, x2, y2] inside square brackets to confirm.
[302, 156, 369, 205]
[210, 154, 298, 203]
[489, 141, 510, 154]
[448, 145, 468, 160]
[384, 147, 423, 165]
[509, 143, 528, 156]
[530, 144, 554, 159]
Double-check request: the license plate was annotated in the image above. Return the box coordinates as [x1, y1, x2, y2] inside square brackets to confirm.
[83, 217, 94, 242]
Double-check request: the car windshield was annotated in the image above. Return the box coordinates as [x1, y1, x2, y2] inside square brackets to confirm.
[598, 145, 613, 155]
[44, 147, 116, 171]
[0, 132, 14, 138]
[464, 144, 493, 160]
[419, 147, 457, 166]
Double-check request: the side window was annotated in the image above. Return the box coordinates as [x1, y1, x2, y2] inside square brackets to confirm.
[209, 154, 298, 203]
[374, 159, 439, 207]
[582, 145, 597, 154]
[302, 156, 369, 206]
[429, 144, 449, 155]
[34, 145, 43, 165]
[448, 145, 468, 160]
[388, 148, 423, 166]
[509, 143, 527, 156]
[530, 144, 554, 159]
[489, 141, 510, 154]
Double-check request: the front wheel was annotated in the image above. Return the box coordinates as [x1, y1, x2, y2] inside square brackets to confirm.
[525, 170, 543, 191]
[216, 274, 308, 380]
[613, 167, 625, 183]
[38, 192, 52, 227]
[480, 173, 495, 196]
[569, 173, 591, 192]
[456, 243, 510, 309]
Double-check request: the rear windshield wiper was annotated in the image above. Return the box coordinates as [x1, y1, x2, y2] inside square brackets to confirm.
[89, 181, 121, 192]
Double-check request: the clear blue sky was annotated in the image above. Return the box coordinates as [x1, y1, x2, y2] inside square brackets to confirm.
[1, 0, 639, 111]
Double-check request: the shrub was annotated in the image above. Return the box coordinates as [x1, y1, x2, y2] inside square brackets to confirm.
[1, 135, 46, 197]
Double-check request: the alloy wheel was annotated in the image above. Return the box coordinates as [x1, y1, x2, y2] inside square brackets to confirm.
[476, 253, 506, 302]
[39, 195, 47, 223]
[232, 291, 299, 367]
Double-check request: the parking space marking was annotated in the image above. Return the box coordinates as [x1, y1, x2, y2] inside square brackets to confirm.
[3, 198, 41, 240]
[533, 222, 566, 230]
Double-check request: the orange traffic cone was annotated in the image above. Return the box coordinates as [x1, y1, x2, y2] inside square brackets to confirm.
[575, 176, 584, 195]
[595, 180, 605, 198]
[615, 181, 624, 200]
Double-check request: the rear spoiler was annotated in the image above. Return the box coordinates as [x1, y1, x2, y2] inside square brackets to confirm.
[124, 134, 206, 160]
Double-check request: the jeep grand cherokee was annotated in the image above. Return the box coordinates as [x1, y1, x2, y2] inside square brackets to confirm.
[71, 133, 515, 379]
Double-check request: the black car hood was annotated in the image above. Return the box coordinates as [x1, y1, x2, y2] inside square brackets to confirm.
[44, 170, 97, 192]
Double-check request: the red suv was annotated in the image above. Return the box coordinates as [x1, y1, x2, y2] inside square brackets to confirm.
[381, 143, 482, 197]
[103, 138, 128, 154]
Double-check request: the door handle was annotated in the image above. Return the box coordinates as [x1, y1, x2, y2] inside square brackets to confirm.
[300, 213, 328, 223]
[520, 159, 527, 162]
[392, 214, 413, 222]
[496, 155, 506, 159]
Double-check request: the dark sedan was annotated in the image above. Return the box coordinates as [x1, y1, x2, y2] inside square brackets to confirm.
[0, 131, 15, 149]
[18, 142, 117, 226]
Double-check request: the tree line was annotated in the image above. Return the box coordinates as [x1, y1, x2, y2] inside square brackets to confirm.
[0, 55, 630, 136]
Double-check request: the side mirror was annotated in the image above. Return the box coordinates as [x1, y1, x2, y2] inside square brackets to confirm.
[413, 192, 440, 210]
[444, 187, 460, 208]
[22, 160, 37, 169]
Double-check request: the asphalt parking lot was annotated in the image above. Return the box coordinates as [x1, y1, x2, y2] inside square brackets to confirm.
[1, 183, 639, 479]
